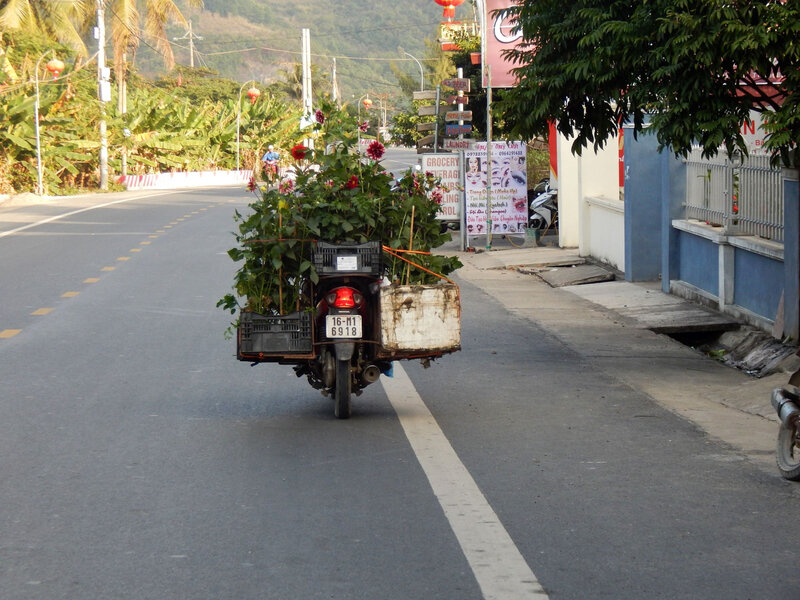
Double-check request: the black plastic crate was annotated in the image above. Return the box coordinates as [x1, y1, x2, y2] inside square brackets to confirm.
[237, 310, 313, 360]
[312, 241, 383, 277]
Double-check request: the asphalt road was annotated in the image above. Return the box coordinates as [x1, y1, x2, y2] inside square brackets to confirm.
[2, 186, 800, 599]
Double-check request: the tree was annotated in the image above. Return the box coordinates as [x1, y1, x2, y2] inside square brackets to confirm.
[0, 0, 90, 55]
[272, 61, 330, 104]
[501, 0, 800, 165]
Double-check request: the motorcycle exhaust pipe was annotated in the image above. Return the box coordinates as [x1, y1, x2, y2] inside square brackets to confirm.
[361, 364, 381, 384]
[771, 388, 800, 427]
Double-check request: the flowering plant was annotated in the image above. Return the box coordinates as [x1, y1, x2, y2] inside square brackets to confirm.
[218, 100, 461, 316]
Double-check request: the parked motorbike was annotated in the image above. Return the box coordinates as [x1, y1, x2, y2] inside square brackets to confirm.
[771, 384, 800, 479]
[528, 179, 558, 231]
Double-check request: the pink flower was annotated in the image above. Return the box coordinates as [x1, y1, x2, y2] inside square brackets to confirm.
[431, 189, 443, 204]
[345, 175, 359, 189]
[359, 120, 369, 133]
[315, 109, 325, 124]
[366, 140, 385, 161]
[279, 179, 295, 194]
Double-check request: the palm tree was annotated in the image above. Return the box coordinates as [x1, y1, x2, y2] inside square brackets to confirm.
[0, 0, 91, 55]
[109, 0, 202, 76]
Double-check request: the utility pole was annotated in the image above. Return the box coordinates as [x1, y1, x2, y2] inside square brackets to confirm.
[96, 0, 109, 190]
[174, 20, 202, 68]
[331, 57, 339, 106]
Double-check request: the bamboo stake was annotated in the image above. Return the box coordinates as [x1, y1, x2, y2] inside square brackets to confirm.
[405, 205, 415, 285]
[279, 212, 283, 314]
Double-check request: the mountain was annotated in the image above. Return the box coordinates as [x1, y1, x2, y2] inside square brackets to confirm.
[134, 0, 476, 100]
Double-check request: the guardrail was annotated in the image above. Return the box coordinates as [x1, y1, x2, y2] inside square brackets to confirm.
[121, 170, 253, 191]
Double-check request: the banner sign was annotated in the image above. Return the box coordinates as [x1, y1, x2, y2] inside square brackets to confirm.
[421, 153, 462, 221]
[484, 0, 523, 88]
[464, 141, 527, 235]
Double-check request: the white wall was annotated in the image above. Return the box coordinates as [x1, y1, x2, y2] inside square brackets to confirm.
[554, 131, 625, 271]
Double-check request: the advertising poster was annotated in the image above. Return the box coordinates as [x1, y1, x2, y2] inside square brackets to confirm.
[464, 141, 527, 236]
[421, 153, 461, 221]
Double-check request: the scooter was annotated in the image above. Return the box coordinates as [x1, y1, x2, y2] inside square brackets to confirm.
[529, 182, 558, 231]
[771, 384, 800, 479]
[293, 243, 391, 419]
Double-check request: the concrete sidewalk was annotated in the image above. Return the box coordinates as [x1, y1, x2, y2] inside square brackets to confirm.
[447, 240, 795, 477]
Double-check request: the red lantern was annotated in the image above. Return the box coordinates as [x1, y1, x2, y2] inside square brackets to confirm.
[434, 0, 465, 19]
[45, 58, 64, 78]
[362, 97, 373, 109]
[246, 87, 261, 104]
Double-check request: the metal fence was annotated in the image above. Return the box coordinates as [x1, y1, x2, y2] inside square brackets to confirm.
[684, 148, 784, 242]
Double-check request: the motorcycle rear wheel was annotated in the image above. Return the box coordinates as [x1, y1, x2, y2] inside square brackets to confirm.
[334, 358, 351, 419]
[776, 422, 800, 480]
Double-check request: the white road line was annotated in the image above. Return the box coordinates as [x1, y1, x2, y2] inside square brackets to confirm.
[382, 363, 549, 600]
[0, 191, 183, 239]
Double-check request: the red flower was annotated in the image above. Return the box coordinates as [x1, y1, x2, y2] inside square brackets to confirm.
[315, 109, 325, 124]
[431, 189, 443, 205]
[247, 176, 257, 192]
[366, 140, 385, 161]
[359, 120, 369, 133]
[291, 144, 308, 161]
[345, 175, 359, 189]
[279, 179, 295, 194]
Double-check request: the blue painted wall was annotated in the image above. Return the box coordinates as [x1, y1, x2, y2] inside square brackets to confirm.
[623, 127, 662, 281]
[733, 248, 782, 320]
[676, 231, 718, 295]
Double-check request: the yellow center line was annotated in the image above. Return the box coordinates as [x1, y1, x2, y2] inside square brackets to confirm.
[140, 241, 151, 245]
[31, 308, 54, 315]
[148, 235, 158, 239]
[61, 291, 79, 298]
[156, 229, 165, 233]
[130, 248, 142, 252]
[84, 278, 100, 283]
[117, 256, 130, 261]
[102, 266, 116, 271]
[0, 329, 21, 338]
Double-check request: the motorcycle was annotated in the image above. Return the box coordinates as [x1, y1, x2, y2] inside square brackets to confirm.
[528, 179, 558, 231]
[236, 241, 460, 419]
[771, 383, 800, 479]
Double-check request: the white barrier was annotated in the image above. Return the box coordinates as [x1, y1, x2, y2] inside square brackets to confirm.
[121, 170, 253, 191]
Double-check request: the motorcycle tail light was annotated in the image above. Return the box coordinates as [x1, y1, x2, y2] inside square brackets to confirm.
[328, 287, 362, 308]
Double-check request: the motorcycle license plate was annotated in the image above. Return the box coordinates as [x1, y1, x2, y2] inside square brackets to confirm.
[325, 314, 362, 338]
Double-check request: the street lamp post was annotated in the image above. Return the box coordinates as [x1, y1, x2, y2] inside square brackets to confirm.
[236, 80, 257, 171]
[34, 50, 55, 195]
[403, 52, 424, 91]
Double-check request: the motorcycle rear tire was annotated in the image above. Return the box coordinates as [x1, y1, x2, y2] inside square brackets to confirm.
[776, 422, 800, 480]
[334, 358, 351, 419]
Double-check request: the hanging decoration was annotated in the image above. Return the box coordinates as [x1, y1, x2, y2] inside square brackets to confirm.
[433, 0, 465, 20]
[246, 87, 261, 104]
[45, 58, 65, 78]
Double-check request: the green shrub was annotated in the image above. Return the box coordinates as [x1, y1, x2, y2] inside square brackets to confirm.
[218, 100, 462, 317]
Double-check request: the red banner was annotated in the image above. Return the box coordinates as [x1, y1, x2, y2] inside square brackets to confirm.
[483, 0, 522, 88]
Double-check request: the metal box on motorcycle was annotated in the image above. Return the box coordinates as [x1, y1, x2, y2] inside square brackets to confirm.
[378, 283, 461, 356]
